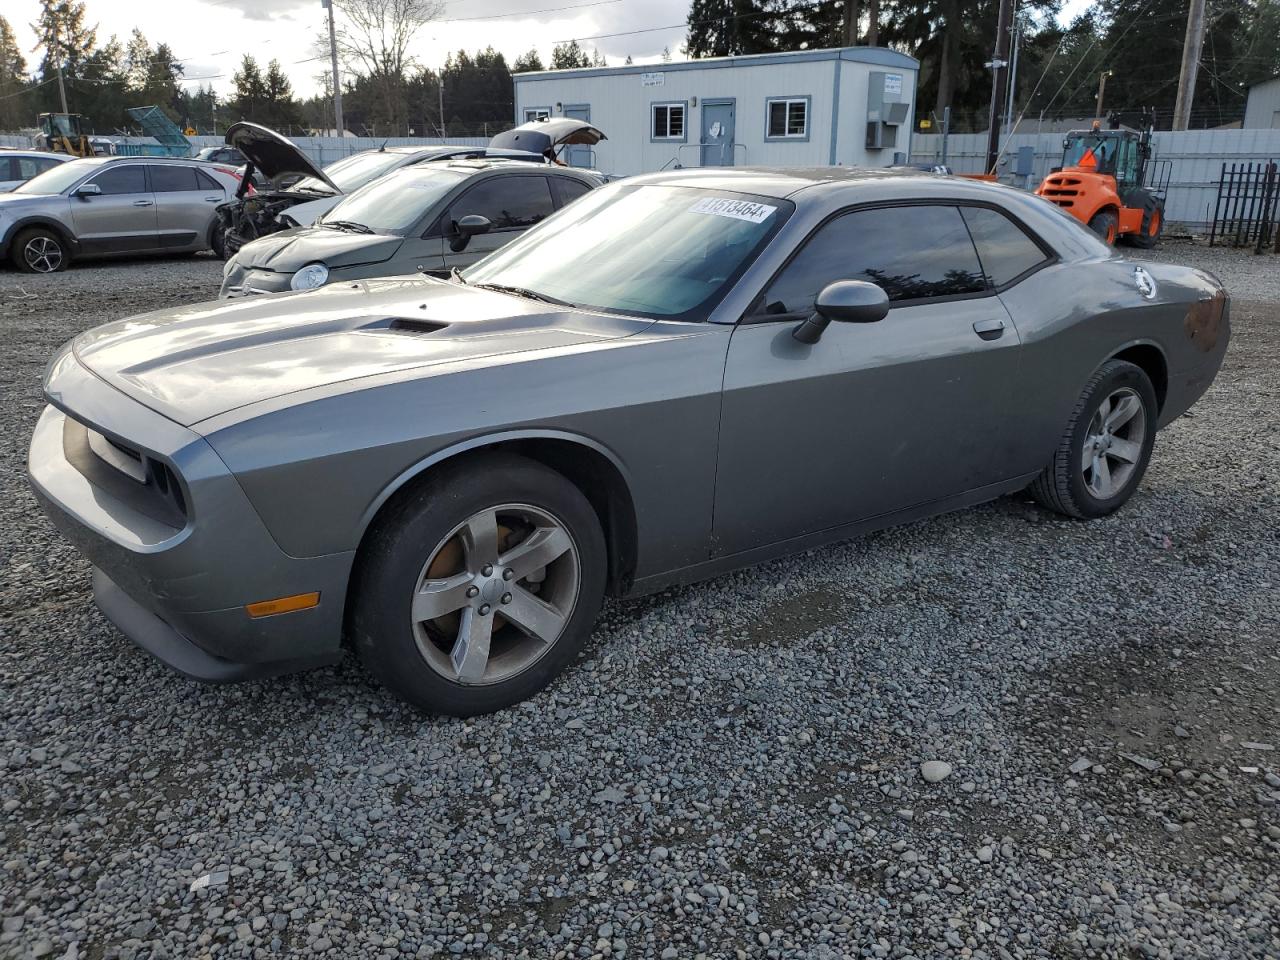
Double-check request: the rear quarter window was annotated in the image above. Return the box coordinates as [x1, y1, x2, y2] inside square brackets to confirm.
[960, 206, 1051, 288]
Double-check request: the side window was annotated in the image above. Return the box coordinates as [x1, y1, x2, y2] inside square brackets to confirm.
[18, 157, 52, 179]
[758, 205, 985, 315]
[195, 168, 223, 191]
[1, 158, 15, 180]
[452, 176, 555, 231]
[87, 165, 147, 195]
[554, 178, 592, 207]
[149, 165, 200, 192]
[766, 98, 808, 139]
[959, 206, 1050, 288]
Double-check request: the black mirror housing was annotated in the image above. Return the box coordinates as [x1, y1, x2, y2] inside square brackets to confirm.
[792, 280, 890, 344]
[449, 214, 492, 252]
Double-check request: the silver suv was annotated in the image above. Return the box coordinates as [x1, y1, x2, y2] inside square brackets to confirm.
[0, 156, 244, 273]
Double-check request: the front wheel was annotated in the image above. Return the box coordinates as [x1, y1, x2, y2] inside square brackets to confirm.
[12, 227, 69, 273]
[1087, 210, 1119, 245]
[1029, 360, 1158, 519]
[1128, 200, 1164, 249]
[351, 453, 606, 716]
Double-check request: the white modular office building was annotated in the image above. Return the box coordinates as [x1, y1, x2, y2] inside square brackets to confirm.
[512, 46, 919, 176]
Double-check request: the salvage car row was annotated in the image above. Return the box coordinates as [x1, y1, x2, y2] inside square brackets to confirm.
[26, 160, 1230, 717]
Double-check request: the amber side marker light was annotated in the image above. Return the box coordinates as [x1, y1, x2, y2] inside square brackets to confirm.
[245, 592, 320, 618]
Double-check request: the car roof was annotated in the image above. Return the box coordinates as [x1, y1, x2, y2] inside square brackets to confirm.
[0, 150, 70, 160]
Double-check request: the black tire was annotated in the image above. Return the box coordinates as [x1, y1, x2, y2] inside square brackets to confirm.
[350, 453, 606, 716]
[11, 227, 70, 274]
[210, 226, 227, 260]
[1087, 210, 1119, 245]
[1128, 198, 1164, 249]
[1029, 360, 1158, 519]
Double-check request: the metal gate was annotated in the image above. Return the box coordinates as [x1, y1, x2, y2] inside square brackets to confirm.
[1209, 160, 1280, 253]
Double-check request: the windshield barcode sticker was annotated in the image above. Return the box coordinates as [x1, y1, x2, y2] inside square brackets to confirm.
[688, 197, 776, 223]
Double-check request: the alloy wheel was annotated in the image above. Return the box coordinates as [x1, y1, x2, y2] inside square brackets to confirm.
[1081, 387, 1147, 499]
[24, 236, 64, 273]
[411, 503, 581, 685]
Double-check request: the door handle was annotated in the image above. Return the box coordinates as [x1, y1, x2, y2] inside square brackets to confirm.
[204, 196, 222, 202]
[132, 200, 153, 207]
[972, 317, 1006, 341]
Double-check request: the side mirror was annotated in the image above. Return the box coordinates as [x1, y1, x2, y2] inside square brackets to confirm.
[449, 214, 492, 252]
[72, 183, 101, 199]
[792, 281, 889, 344]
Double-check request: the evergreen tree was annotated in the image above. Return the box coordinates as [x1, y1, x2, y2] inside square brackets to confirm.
[550, 40, 592, 69]
[230, 54, 267, 121]
[513, 48, 544, 73]
[684, 0, 778, 58]
[0, 16, 28, 130]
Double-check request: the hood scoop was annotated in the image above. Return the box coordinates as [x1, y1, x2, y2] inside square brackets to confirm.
[385, 317, 450, 335]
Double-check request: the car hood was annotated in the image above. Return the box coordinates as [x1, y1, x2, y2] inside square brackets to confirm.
[234, 227, 403, 271]
[225, 121, 339, 192]
[0, 191, 60, 210]
[69, 278, 652, 427]
[490, 118, 607, 155]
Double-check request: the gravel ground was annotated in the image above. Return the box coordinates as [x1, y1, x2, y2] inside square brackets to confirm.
[1, 246, 1278, 960]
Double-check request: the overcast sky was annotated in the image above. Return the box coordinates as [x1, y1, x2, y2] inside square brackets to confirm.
[9, 0, 1096, 100]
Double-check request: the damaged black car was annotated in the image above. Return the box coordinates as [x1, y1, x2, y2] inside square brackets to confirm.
[214, 123, 549, 258]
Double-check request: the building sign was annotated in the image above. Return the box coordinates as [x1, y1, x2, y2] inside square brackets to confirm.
[641, 72, 665, 87]
[884, 74, 903, 96]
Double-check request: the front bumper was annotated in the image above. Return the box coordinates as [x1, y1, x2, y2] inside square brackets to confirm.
[28, 357, 353, 680]
[220, 262, 296, 298]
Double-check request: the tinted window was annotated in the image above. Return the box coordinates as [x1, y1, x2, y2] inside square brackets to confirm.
[556, 178, 592, 206]
[195, 168, 223, 191]
[960, 206, 1049, 288]
[149, 165, 200, 192]
[453, 175, 555, 230]
[87, 165, 147, 195]
[759, 205, 985, 314]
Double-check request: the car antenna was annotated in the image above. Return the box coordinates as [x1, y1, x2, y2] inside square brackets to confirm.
[378, 139, 388, 152]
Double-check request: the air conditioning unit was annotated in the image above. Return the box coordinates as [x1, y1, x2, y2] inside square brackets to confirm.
[865, 122, 897, 149]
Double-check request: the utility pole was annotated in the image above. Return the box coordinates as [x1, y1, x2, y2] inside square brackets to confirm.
[438, 71, 446, 138]
[51, 18, 68, 113]
[1004, 6, 1022, 133]
[1095, 70, 1114, 121]
[1172, 0, 1206, 131]
[984, 0, 1014, 174]
[323, 0, 344, 137]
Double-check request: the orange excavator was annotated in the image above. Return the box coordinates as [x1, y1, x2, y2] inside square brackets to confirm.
[1035, 121, 1170, 248]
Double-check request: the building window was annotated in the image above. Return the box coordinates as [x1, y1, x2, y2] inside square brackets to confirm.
[652, 102, 686, 141]
[524, 107, 551, 122]
[766, 97, 809, 139]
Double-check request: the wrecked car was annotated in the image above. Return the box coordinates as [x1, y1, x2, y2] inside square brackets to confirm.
[489, 116, 607, 166]
[220, 159, 603, 297]
[214, 122, 546, 258]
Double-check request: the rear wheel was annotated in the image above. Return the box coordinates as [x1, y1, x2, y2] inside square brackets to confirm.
[1128, 199, 1164, 249]
[1087, 210, 1119, 245]
[11, 227, 69, 274]
[1029, 360, 1158, 519]
[351, 453, 606, 716]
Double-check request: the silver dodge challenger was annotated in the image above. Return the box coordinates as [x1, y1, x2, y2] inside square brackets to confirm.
[28, 168, 1230, 716]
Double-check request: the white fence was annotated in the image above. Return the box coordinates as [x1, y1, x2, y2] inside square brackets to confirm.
[0, 132, 491, 167]
[910, 128, 1280, 229]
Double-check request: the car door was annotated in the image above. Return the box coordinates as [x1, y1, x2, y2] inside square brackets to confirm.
[150, 164, 224, 250]
[68, 164, 157, 253]
[439, 173, 558, 271]
[711, 203, 1023, 558]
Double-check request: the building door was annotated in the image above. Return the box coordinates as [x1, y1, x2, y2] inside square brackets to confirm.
[563, 105, 592, 168]
[700, 100, 735, 166]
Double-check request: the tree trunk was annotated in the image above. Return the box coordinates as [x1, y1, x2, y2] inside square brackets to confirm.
[842, 0, 859, 46]
[866, 0, 879, 45]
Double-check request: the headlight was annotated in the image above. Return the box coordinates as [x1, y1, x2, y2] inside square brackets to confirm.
[290, 262, 329, 291]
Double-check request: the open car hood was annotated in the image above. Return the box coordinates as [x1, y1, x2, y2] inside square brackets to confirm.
[489, 118, 607, 156]
[225, 121, 339, 193]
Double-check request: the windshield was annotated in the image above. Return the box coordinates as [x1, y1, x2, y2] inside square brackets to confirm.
[318, 167, 464, 236]
[14, 160, 93, 195]
[1064, 134, 1117, 171]
[464, 184, 790, 320]
[294, 151, 410, 195]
